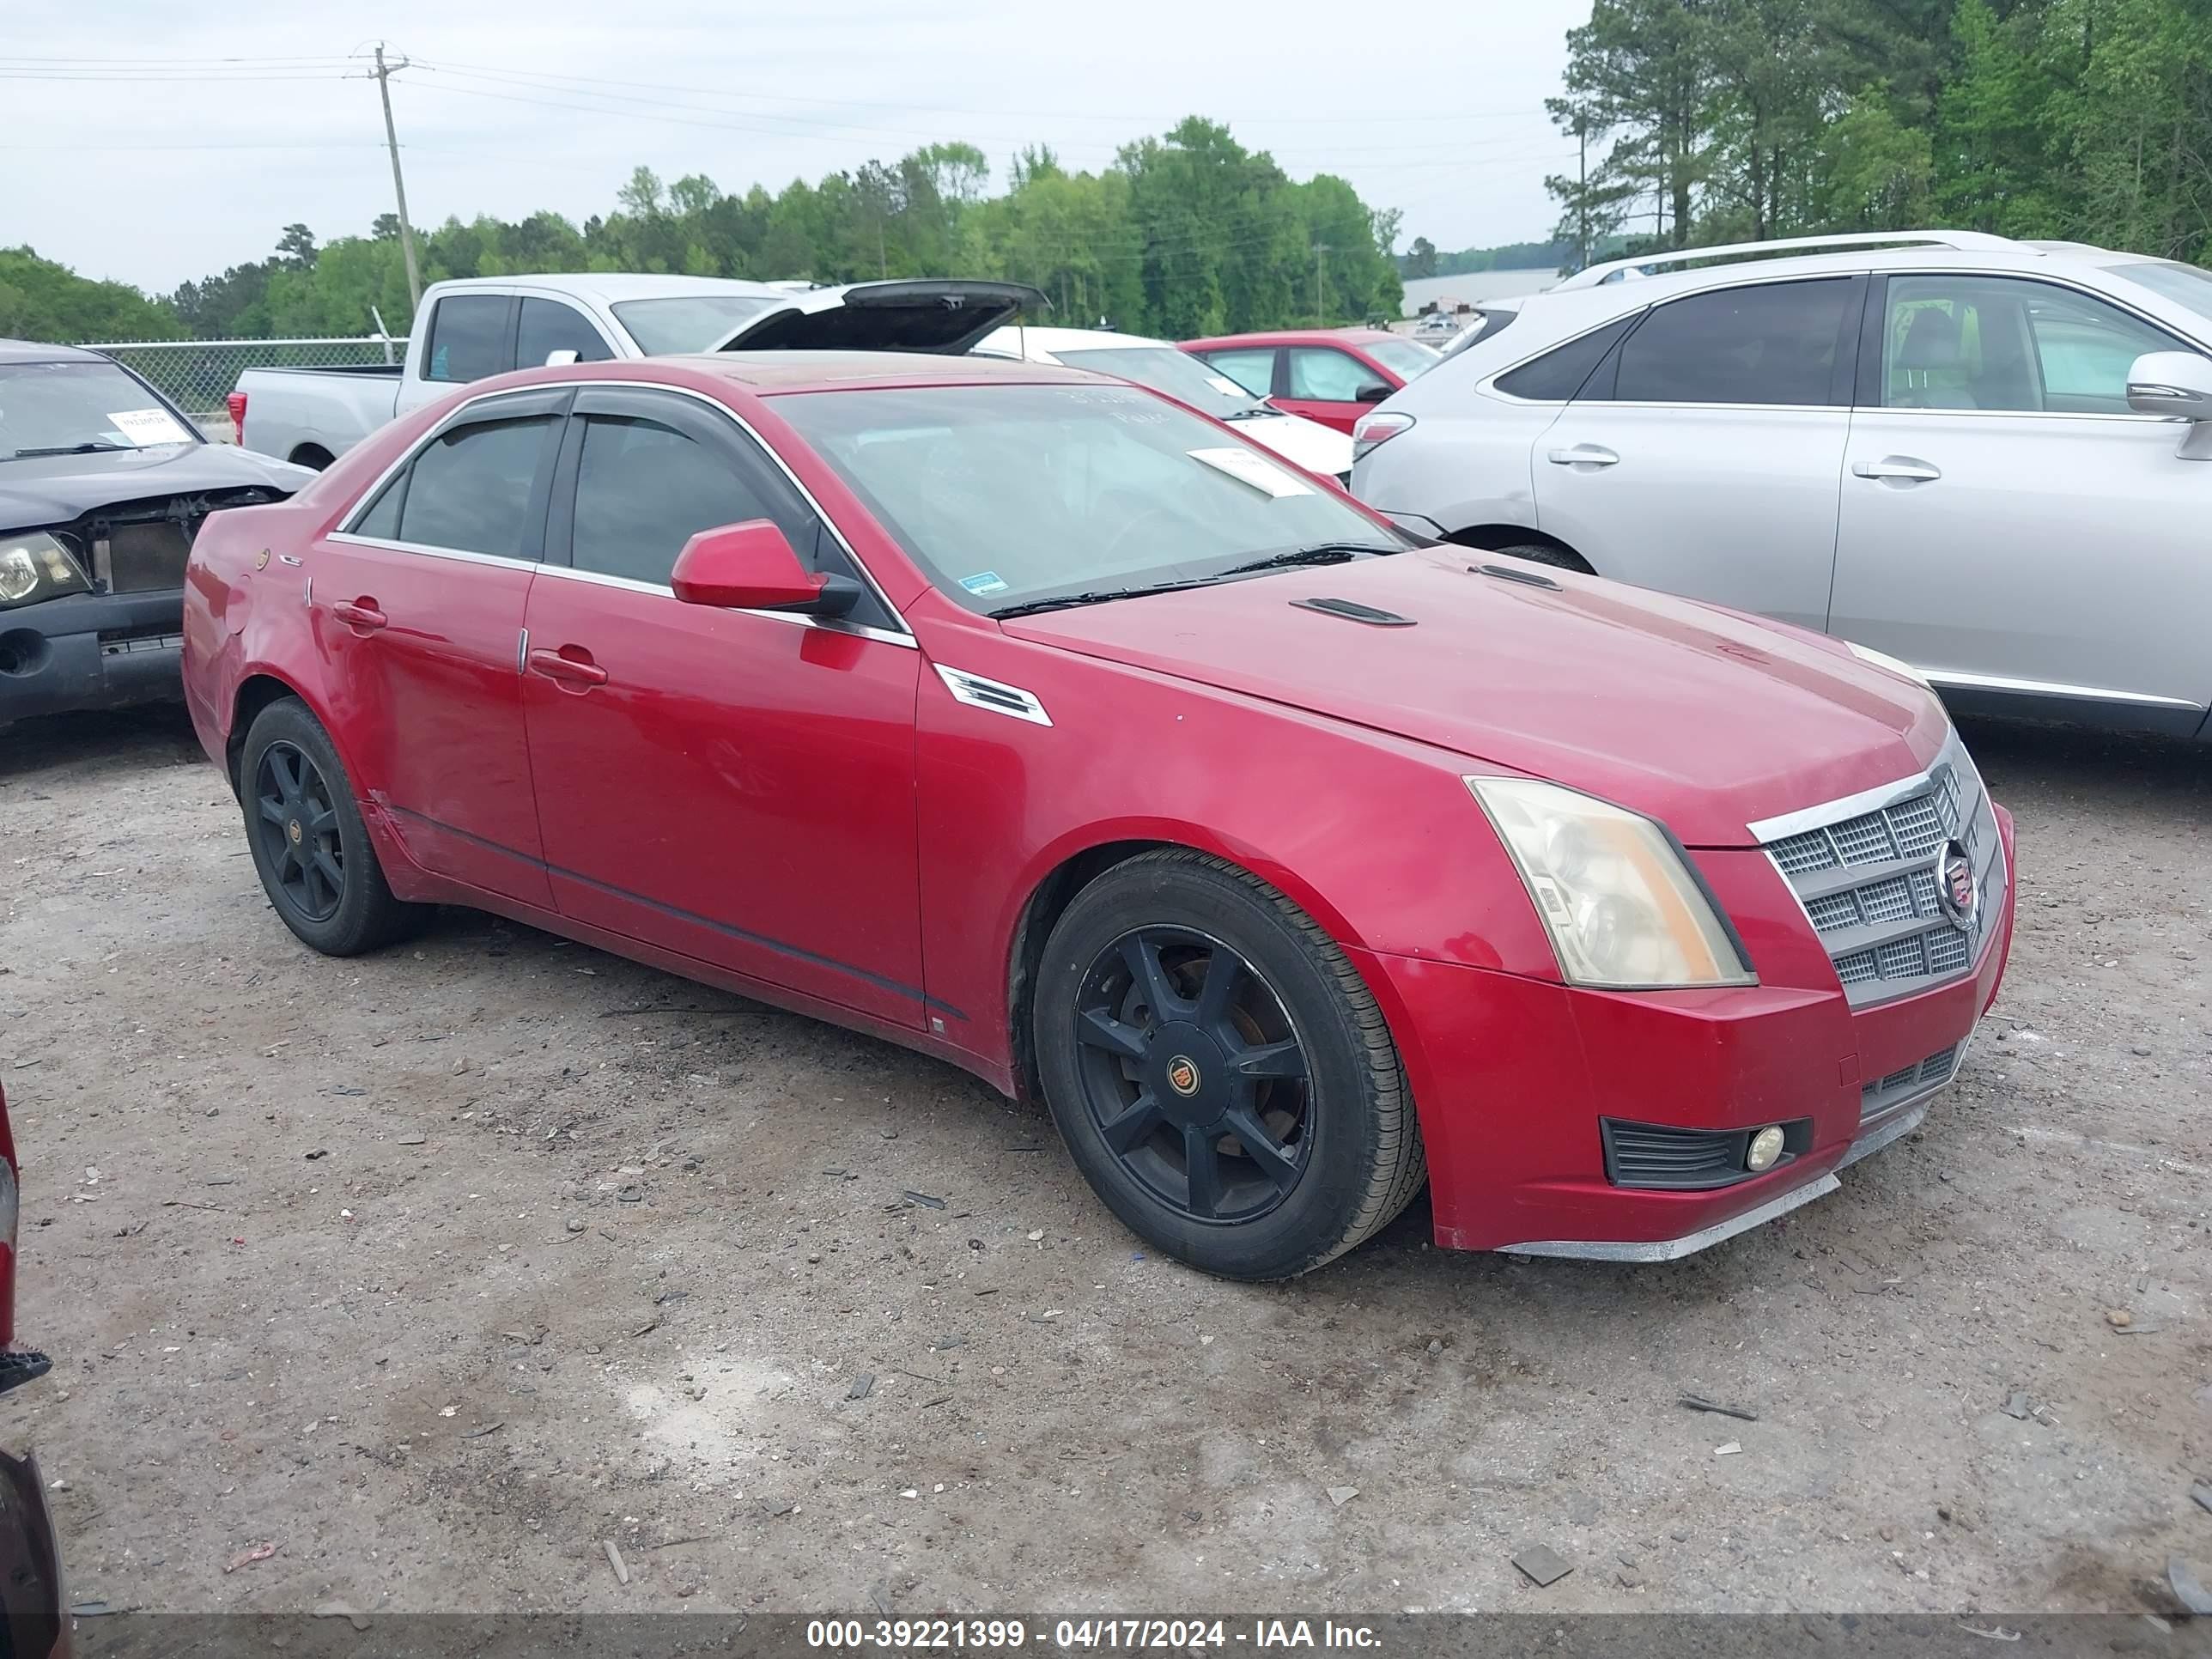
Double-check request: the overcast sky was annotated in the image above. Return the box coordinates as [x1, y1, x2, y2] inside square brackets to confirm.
[10, 0, 1589, 295]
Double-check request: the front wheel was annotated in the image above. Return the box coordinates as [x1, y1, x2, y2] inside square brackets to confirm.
[1032, 851, 1425, 1279]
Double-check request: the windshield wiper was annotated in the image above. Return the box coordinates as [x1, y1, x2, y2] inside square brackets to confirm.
[8, 442, 135, 459]
[1214, 542, 1405, 577]
[1219, 406, 1278, 421]
[989, 579, 1217, 620]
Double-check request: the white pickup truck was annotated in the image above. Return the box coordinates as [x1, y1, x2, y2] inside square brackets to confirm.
[231, 273, 1043, 468]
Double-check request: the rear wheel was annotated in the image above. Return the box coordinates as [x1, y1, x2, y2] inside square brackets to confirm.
[1032, 850, 1425, 1279]
[240, 699, 423, 955]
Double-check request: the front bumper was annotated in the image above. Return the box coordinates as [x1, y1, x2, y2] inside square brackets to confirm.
[0, 590, 185, 723]
[1358, 804, 2016, 1259]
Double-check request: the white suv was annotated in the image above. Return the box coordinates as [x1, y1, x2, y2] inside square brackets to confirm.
[1352, 231, 2212, 737]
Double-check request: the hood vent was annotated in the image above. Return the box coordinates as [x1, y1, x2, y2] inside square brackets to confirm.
[1474, 562, 1562, 591]
[1291, 596, 1414, 628]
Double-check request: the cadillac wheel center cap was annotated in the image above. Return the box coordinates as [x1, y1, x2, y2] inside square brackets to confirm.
[1936, 840, 1977, 926]
[1164, 1055, 1201, 1097]
[288, 819, 303, 844]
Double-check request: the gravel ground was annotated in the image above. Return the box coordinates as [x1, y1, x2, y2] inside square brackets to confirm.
[1, 705, 2206, 1619]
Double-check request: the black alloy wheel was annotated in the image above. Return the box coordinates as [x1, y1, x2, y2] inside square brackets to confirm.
[253, 740, 346, 923]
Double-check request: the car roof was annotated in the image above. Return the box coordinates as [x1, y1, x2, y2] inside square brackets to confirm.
[553, 350, 1108, 394]
[0, 338, 103, 365]
[433, 272, 794, 305]
[1182, 329, 1403, 350]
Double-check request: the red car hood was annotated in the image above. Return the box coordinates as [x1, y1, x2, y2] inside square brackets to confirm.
[1003, 548, 1952, 848]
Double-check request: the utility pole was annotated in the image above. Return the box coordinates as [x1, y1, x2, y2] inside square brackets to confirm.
[1312, 243, 1330, 325]
[371, 45, 423, 312]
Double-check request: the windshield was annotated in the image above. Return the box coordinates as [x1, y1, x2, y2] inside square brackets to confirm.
[1365, 337, 1440, 381]
[611, 295, 779, 355]
[0, 361, 198, 459]
[1050, 346, 1271, 419]
[773, 382, 1406, 614]
[2111, 261, 2212, 326]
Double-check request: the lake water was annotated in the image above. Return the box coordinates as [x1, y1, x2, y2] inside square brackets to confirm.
[1399, 268, 1559, 317]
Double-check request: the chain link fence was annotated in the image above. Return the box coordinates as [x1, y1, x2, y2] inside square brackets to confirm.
[73, 337, 408, 439]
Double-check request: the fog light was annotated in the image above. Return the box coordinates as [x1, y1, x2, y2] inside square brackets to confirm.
[1746, 1125, 1786, 1172]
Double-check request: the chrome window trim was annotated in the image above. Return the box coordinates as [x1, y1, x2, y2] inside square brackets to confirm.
[530, 562, 917, 649]
[328, 379, 915, 644]
[1918, 667, 2203, 710]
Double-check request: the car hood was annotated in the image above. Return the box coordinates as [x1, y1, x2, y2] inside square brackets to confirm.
[712, 280, 1049, 356]
[1002, 547, 1950, 847]
[1, 442, 313, 529]
[1225, 410, 1354, 478]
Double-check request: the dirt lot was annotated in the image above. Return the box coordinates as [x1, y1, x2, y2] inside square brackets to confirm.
[1, 705, 2207, 1619]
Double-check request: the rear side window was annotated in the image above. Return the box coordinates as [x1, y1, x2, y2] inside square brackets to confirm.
[517, 299, 614, 369]
[423, 295, 514, 384]
[1613, 280, 1852, 405]
[395, 416, 557, 556]
[1493, 315, 1638, 401]
[569, 415, 799, 586]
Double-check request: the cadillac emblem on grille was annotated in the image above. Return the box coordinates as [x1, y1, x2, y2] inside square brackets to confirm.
[1936, 840, 1977, 926]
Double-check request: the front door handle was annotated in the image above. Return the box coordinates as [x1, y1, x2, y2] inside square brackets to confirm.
[1547, 443, 1620, 468]
[1852, 456, 1943, 483]
[331, 599, 387, 632]
[527, 647, 609, 690]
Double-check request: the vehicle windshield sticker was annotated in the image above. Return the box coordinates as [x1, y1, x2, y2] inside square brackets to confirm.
[105, 408, 193, 447]
[1186, 447, 1314, 498]
[957, 571, 1010, 595]
[1206, 376, 1249, 398]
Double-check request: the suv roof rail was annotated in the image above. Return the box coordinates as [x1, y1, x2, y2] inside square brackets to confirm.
[1553, 230, 2025, 290]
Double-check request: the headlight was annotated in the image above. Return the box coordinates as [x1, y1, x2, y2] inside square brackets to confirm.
[1844, 640, 1932, 689]
[1467, 776, 1755, 989]
[0, 534, 90, 610]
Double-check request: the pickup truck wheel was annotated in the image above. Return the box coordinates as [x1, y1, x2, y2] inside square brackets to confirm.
[240, 699, 424, 955]
[289, 445, 335, 471]
[1032, 850, 1425, 1280]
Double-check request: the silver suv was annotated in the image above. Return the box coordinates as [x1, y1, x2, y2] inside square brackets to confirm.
[1352, 231, 2212, 737]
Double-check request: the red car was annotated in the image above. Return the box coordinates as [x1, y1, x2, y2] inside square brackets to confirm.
[1180, 329, 1441, 434]
[179, 351, 2014, 1281]
[0, 1084, 68, 1657]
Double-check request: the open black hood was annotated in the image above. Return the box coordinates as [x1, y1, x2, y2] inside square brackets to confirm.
[712, 280, 1049, 356]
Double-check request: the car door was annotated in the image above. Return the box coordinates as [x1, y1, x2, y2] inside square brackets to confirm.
[1831, 270, 2212, 722]
[398, 290, 518, 416]
[519, 384, 927, 1027]
[1278, 346, 1391, 434]
[319, 387, 566, 905]
[1530, 275, 1864, 632]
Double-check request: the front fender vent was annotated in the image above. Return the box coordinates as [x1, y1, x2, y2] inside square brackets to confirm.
[933, 664, 1052, 726]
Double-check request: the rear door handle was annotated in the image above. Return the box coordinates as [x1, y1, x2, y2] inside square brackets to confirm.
[1852, 456, 1942, 483]
[527, 647, 609, 690]
[331, 599, 387, 632]
[1547, 444, 1620, 468]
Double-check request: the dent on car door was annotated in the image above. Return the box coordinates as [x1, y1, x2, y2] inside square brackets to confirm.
[1831, 272, 2211, 724]
[1528, 276, 1863, 632]
[320, 387, 566, 904]
[519, 386, 927, 1026]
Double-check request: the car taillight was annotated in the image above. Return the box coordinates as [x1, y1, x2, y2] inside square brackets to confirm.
[1352, 410, 1414, 463]
[226, 391, 248, 447]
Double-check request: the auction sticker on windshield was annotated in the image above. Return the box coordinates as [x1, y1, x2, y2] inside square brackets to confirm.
[1187, 447, 1314, 498]
[958, 570, 1010, 595]
[106, 408, 193, 447]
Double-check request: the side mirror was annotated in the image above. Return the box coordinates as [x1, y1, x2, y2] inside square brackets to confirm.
[1354, 382, 1392, 404]
[544, 349, 581, 368]
[2126, 350, 2212, 418]
[671, 520, 860, 616]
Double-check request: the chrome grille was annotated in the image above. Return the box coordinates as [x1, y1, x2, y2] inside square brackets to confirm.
[1753, 730, 2005, 1008]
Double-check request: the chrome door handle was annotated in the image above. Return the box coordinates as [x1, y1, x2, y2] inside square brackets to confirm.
[1852, 456, 1942, 483]
[1547, 444, 1620, 467]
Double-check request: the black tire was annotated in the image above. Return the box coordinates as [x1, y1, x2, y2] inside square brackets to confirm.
[1032, 849, 1425, 1280]
[289, 445, 335, 471]
[1487, 542, 1592, 574]
[239, 697, 424, 956]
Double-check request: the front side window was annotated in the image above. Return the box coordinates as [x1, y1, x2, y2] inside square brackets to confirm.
[392, 415, 556, 556]
[424, 295, 514, 384]
[1883, 274, 2185, 415]
[1198, 348, 1279, 397]
[1286, 348, 1389, 402]
[517, 299, 614, 369]
[569, 416, 797, 586]
[1613, 279, 1852, 406]
[773, 382, 1408, 616]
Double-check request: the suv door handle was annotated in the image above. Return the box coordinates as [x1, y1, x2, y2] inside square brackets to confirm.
[331, 599, 387, 632]
[1547, 444, 1620, 468]
[527, 647, 609, 690]
[1852, 456, 1942, 483]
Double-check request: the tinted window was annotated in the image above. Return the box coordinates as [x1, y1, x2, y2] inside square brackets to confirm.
[1493, 315, 1638, 401]
[517, 299, 613, 368]
[570, 416, 797, 586]
[1613, 280, 1850, 405]
[423, 295, 513, 384]
[1200, 348, 1278, 396]
[1287, 348, 1389, 402]
[352, 475, 404, 539]
[1883, 274, 2184, 415]
[395, 416, 555, 556]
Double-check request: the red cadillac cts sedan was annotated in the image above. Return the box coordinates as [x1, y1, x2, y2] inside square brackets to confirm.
[180, 351, 2014, 1281]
